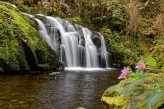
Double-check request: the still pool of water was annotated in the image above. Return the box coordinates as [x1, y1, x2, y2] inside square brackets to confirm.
[0, 69, 120, 109]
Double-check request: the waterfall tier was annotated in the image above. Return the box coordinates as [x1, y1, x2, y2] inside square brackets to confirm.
[24, 13, 111, 68]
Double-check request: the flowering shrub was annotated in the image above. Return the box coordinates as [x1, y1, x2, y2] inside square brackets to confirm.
[118, 67, 132, 79]
[118, 56, 159, 80]
[112, 57, 164, 109]
[135, 60, 146, 70]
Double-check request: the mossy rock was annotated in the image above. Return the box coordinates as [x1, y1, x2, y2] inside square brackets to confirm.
[0, 2, 62, 73]
[101, 73, 164, 109]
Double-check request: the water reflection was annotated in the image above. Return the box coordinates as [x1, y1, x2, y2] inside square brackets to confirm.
[0, 70, 120, 109]
[0, 74, 48, 109]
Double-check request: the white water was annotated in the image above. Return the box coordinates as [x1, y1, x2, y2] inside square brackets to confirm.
[22, 13, 54, 50]
[99, 33, 110, 67]
[65, 67, 114, 72]
[23, 13, 111, 68]
[82, 28, 99, 67]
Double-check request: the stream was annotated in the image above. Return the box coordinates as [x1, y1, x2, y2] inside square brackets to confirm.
[0, 69, 120, 109]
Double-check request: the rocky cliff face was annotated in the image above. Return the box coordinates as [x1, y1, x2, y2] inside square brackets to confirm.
[0, 2, 62, 74]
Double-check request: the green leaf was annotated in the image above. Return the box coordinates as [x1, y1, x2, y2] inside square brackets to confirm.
[120, 87, 144, 96]
[162, 64, 164, 70]
[129, 73, 137, 78]
[147, 57, 157, 67]
[146, 90, 164, 108]
[129, 71, 146, 79]
[132, 78, 145, 85]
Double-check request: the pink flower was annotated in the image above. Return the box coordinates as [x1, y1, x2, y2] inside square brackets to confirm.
[136, 61, 146, 70]
[118, 67, 132, 79]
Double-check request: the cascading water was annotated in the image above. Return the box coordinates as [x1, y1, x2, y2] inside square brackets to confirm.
[23, 13, 111, 69]
[22, 13, 53, 49]
[82, 28, 99, 68]
[99, 32, 111, 68]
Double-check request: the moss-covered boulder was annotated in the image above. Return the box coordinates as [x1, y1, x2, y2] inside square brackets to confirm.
[101, 73, 164, 109]
[0, 2, 62, 73]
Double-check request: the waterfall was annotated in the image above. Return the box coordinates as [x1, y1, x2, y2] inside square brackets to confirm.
[22, 13, 54, 50]
[99, 33, 110, 68]
[23, 13, 111, 68]
[82, 28, 99, 68]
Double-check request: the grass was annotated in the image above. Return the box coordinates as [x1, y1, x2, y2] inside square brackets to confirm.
[127, 0, 139, 35]
[152, 14, 164, 35]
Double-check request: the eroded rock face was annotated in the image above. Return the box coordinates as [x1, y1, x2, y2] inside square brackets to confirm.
[0, 2, 62, 73]
[91, 31, 101, 48]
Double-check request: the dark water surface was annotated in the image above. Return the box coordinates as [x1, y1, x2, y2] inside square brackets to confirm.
[0, 69, 120, 109]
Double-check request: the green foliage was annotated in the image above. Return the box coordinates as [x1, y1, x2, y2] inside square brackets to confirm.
[146, 90, 164, 109]
[66, 17, 86, 27]
[101, 28, 141, 66]
[147, 56, 157, 67]
[17, 4, 29, 12]
[76, 0, 128, 31]
[162, 64, 164, 70]
[102, 59, 164, 109]
[102, 72, 164, 109]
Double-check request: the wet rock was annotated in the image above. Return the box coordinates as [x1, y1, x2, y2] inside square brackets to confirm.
[48, 72, 61, 76]
[91, 31, 101, 48]
[76, 107, 87, 109]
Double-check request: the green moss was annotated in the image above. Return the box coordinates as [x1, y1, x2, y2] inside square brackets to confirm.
[0, 23, 18, 70]
[102, 73, 164, 109]
[102, 96, 128, 109]
[0, 18, 3, 23]
[0, 2, 62, 73]
[10, 10, 39, 47]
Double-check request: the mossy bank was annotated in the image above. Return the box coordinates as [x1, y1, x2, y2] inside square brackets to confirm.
[101, 73, 164, 109]
[0, 2, 62, 74]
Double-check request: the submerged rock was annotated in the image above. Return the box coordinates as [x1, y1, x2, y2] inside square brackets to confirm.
[0, 2, 62, 74]
[48, 72, 61, 76]
[76, 107, 86, 109]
